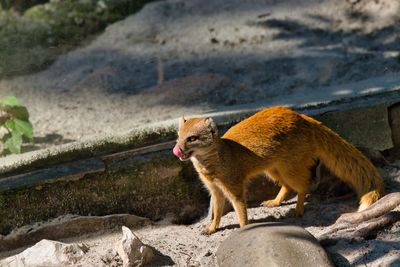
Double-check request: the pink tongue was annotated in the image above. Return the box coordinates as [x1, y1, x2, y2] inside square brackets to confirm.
[173, 145, 184, 158]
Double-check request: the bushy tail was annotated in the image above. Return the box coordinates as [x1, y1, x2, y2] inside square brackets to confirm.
[304, 116, 384, 211]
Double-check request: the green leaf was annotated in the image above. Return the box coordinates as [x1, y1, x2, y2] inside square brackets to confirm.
[0, 96, 20, 107]
[3, 106, 29, 120]
[4, 132, 22, 154]
[4, 119, 16, 132]
[4, 119, 33, 140]
[14, 118, 33, 139]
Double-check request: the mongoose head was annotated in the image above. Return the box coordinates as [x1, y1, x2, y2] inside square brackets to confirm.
[173, 117, 218, 161]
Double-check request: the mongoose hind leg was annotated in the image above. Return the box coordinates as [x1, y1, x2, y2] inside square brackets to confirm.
[278, 165, 312, 216]
[261, 185, 290, 207]
[295, 192, 306, 216]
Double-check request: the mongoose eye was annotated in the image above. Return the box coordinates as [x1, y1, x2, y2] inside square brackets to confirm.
[187, 136, 199, 142]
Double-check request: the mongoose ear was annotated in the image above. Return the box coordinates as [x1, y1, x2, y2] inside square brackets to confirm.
[179, 116, 186, 128]
[205, 118, 218, 137]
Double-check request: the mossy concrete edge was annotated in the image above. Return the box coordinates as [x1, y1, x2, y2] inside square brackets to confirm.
[1, 88, 400, 179]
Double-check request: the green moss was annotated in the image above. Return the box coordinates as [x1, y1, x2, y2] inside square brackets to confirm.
[0, 9, 51, 76]
[0, 151, 208, 235]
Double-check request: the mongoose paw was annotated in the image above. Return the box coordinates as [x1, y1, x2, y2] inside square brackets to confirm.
[261, 200, 280, 207]
[201, 226, 216, 235]
[294, 207, 304, 217]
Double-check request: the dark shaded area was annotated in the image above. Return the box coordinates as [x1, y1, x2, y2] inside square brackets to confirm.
[35, 46, 398, 100]
[387, 103, 400, 160]
[0, 0, 155, 77]
[328, 252, 351, 267]
[290, 229, 400, 267]
[328, 239, 400, 267]
[27, 4, 400, 106]
[151, 246, 176, 266]
[32, 134, 74, 146]
[247, 15, 400, 81]
[0, 152, 209, 235]
[251, 9, 400, 51]
[43, 49, 159, 94]
[16, 134, 74, 155]
[0, 0, 47, 12]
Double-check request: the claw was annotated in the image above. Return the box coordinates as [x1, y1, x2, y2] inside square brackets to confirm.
[201, 226, 216, 235]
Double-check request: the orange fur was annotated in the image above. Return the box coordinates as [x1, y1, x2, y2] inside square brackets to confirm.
[175, 106, 384, 234]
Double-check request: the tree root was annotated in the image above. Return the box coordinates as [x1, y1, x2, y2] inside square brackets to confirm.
[318, 192, 400, 246]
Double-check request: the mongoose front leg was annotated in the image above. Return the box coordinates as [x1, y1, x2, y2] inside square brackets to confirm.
[202, 186, 225, 235]
[231, 198, 248, 227]
[261, 185, 290, 207]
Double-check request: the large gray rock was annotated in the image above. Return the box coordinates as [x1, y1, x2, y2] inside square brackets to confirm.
[217, 222, 334, 267]
[0, 239, 88, 267]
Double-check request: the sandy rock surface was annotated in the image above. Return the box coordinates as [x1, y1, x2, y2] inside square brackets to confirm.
[0, 239, 88, 267]
[216, 222, 334, 267]
[0, 0, 400, 153]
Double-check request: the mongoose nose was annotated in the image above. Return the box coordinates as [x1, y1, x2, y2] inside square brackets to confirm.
[173, 144, 184, 158]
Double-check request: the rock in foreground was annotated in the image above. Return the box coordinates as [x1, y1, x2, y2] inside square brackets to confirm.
[0, 239, 88, 267]
[217, 222, 334, 267]
[117, 226, 156, 267]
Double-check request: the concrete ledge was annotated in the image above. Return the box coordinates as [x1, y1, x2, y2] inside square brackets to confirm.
[0, 124, 178, 178]
[1, 88, 400, 181]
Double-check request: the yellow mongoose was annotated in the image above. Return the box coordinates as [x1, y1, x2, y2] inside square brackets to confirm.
[173, 106, 384, 234]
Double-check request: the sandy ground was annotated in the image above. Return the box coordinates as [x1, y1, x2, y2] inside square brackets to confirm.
[64, 161, 400, 266]
[1, 162, 399, 266]
[0, 0, 400, 153]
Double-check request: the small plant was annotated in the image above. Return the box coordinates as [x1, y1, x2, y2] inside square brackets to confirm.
[0, 96, 33, 154]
